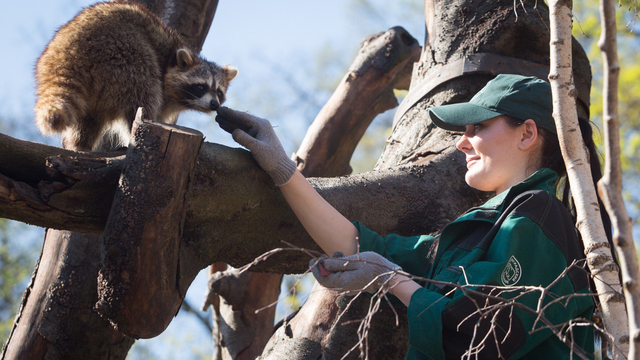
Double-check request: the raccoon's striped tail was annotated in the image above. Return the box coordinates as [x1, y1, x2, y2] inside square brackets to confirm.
[34, 98, 77, 135]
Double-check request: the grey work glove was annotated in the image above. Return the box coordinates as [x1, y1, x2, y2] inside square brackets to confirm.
[216, 107, 297, 186]
[309, 251, 402, 295]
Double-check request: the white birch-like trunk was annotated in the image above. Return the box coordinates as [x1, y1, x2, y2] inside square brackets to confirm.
[597, 0, 640, 357]
[547, 0, 630, 357]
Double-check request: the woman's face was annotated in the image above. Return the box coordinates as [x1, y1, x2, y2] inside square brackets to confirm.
[456, 116, 536, 194]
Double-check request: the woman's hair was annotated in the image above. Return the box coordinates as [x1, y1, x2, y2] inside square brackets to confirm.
[504, 115, 613, 242]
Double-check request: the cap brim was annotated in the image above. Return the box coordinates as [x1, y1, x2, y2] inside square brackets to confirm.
[428, 103, 504, 132]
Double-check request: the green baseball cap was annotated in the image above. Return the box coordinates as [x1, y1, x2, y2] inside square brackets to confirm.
[427, 74, 557, 134]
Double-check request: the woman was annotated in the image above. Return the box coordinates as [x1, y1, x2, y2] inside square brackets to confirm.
[216, 75, 600, 359]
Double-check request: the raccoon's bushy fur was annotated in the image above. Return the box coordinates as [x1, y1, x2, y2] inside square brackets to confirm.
[34, 1, 237, 151]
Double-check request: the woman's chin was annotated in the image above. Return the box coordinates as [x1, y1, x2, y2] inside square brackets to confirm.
[465, 173, 492, 192]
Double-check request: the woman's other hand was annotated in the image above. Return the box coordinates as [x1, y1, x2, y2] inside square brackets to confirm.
[309, 251, 402, 295]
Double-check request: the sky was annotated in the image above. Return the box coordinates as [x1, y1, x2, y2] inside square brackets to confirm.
[0, 1, 425, 358]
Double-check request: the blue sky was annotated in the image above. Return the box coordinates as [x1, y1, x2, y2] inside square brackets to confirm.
[0, 1, 425, 358]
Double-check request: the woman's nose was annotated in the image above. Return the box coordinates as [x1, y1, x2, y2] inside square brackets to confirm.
[456, 134, 470, 152]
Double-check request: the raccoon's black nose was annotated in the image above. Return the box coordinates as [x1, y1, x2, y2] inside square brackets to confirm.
[210, 100, 220, 110]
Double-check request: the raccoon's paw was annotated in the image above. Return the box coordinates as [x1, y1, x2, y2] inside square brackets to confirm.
[61, 130, 92, 152]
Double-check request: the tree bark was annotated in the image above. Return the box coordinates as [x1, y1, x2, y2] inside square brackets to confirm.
[1, 230, 134, 360]
[596, 0, 639, 357]
[1, 1, 218, 359]
[548, 0, 629, 358]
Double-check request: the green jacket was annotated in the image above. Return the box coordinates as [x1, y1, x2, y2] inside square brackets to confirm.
[357, 168, 594, 359]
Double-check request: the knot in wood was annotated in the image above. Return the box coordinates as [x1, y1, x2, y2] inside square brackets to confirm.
[584, 241, 610, 254]
[590, 262, 620, 276]
[620, 335, 630, 344]
[624, 278, 637, 291]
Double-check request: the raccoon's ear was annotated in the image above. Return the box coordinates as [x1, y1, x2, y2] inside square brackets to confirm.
[222, 65, 238, 82]
[176, 48, 195, 68]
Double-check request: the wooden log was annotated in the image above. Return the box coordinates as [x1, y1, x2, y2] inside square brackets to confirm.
[95, 110, 204, 339]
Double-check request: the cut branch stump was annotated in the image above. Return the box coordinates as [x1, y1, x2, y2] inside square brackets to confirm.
[96, 109, 204, 339]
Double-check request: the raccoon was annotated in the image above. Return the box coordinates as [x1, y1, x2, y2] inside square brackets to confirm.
[34, 1, 238, 151]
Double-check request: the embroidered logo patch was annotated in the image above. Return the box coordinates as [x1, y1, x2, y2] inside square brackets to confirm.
[501, 255, 522, 286]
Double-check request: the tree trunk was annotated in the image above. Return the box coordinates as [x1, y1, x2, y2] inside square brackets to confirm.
[1, 1, 218, 359]
[126, 0, 219, 52]
[293, 26, 421, 177]
[548, 0, 629, 357]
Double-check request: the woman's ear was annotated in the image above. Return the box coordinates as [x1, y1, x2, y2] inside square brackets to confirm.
[519, 119, 539, 150]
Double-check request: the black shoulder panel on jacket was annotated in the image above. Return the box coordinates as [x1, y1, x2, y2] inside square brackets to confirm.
[510, 191, 589, 292]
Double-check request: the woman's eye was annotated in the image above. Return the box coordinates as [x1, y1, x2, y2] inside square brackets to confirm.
[473, 124, 483, 133]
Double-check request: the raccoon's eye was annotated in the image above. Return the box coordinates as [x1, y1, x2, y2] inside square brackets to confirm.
[184, 84, 209, 100]
[217, 90, 224, 99]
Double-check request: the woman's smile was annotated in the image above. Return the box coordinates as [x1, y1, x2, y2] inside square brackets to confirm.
[466, 155, 480, 167]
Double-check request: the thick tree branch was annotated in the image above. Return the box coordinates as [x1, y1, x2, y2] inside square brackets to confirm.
[95, 114, 204, 339]
[0, 131, 476, 275]
[294, 26, 421, 177]
[0, 133, 123, 233]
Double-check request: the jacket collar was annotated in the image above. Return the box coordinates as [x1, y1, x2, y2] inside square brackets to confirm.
[431, 169, 559, 268]
[456, 168, 559, 222]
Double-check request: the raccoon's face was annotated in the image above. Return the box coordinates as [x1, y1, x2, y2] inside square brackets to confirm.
[164, 49, 238, 115]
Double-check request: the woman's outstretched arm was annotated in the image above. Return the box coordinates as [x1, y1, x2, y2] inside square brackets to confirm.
[216, 107, 359, 256]
[280, 170, 359, 256]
